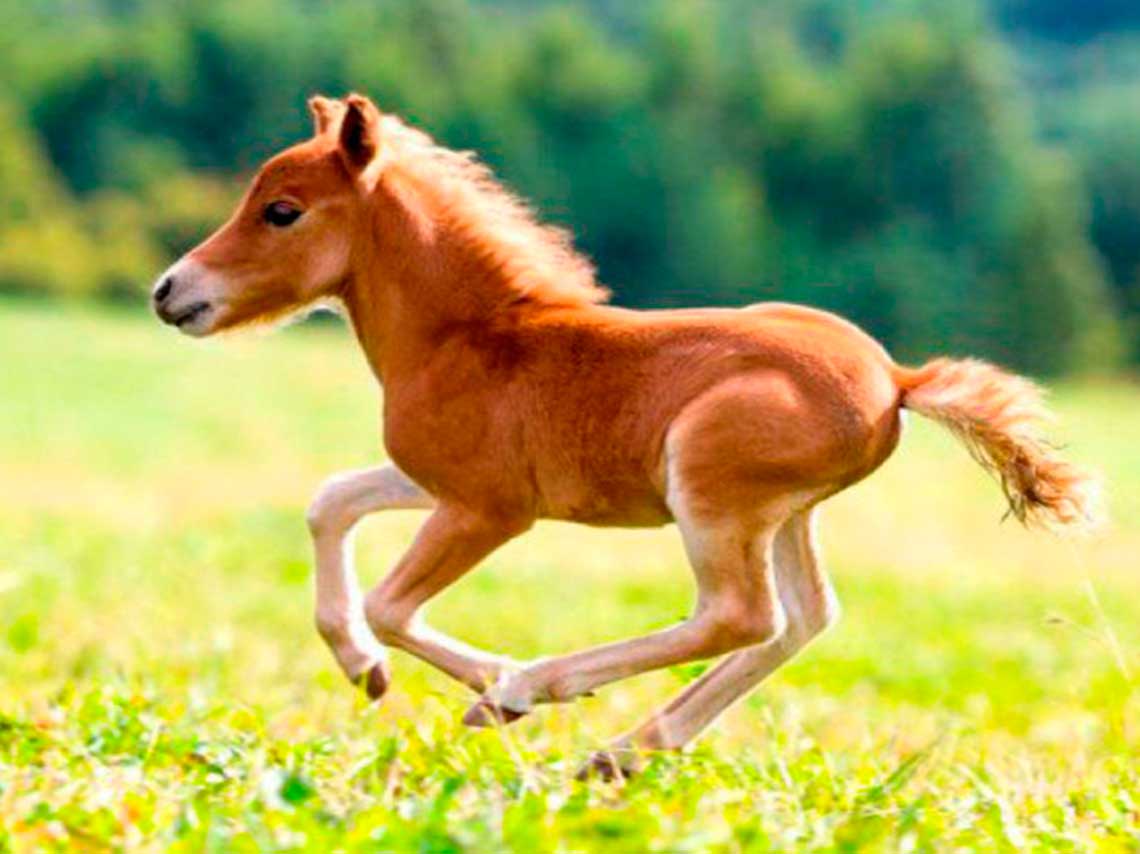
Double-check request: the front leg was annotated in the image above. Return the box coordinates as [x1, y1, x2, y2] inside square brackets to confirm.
[362, 504, 531, 695]
[306, 464, 434, 696]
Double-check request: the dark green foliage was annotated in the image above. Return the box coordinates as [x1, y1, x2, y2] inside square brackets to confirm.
[995, 0, 1140, 43]
[0, 0, 1129, 373]
[1018, 33, 1140, 363]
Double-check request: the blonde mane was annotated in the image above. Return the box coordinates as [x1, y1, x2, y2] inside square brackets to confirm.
[380, 115, 609, 307]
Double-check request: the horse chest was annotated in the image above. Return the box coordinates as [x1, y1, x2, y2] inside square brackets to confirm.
[382, 404, 483, 485]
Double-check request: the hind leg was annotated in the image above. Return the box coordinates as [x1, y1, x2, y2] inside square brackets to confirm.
[582, 509, 837, 778]
[464, 439, 808, 724]
[466, 507, 788, 724]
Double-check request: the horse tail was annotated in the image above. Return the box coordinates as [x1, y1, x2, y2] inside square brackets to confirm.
[895, 358, 1103, 532]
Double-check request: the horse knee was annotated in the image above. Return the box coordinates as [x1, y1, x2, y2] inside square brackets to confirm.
[306, 475, 357, 538]
[363, 592, 414, 644]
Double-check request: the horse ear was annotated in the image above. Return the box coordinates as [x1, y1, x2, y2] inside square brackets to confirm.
[308, 95, 345, 136]
[338, 94, 382, 172]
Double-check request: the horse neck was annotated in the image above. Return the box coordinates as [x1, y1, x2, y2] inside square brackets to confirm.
[340, 176, 520, 386]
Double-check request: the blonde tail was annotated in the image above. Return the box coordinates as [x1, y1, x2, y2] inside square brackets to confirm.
[897, 358, 1103, 532]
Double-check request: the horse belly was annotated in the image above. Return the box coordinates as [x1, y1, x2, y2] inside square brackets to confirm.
[536, 468, 672, 528]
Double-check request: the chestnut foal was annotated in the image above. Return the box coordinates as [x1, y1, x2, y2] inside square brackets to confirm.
[153, 94, 1099, 776]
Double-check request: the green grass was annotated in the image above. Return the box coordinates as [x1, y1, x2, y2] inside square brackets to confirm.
[1, 298, 1138, 853]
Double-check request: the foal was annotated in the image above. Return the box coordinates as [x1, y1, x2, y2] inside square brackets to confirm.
[153, 94, 1099, 775]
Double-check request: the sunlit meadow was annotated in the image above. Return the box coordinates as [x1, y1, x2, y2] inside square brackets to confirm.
[1, 299, 1138, 852]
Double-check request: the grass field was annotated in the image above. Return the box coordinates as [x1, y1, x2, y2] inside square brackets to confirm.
[1, 299, 1138, 853]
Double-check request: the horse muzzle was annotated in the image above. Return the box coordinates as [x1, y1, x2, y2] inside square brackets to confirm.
[151, 259, 220, 337]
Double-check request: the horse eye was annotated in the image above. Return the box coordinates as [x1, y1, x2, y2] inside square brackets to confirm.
[263, 202, 302, 227]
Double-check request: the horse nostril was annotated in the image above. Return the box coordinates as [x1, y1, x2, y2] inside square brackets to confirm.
[154, 276, 173, 304]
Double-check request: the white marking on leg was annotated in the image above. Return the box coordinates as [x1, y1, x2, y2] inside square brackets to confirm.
[307, 464, 433, 682]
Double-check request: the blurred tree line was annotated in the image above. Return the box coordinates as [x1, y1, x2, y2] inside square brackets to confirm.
[0, 0, 1134, 373]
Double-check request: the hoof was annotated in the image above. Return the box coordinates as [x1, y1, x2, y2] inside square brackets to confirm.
[575, 749, 641, 782]
[362, 663, 390, 701]
[462, 698, 527, 728]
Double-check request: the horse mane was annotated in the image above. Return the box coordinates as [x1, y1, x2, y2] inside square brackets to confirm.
[379, 115, 610, 307]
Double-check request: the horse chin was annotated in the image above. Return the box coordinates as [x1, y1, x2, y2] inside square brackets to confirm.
[174, 302, 221, 337]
